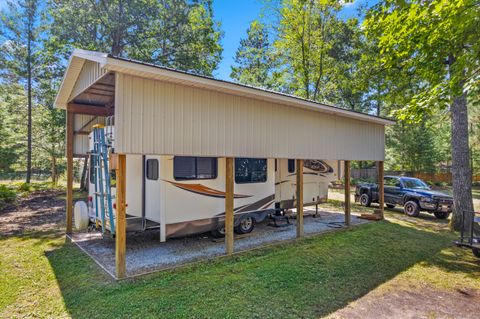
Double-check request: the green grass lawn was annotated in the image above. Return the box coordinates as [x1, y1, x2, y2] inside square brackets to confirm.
[1, 201, 479, 318]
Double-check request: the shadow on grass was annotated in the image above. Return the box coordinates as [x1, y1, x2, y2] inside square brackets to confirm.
[422, 247, 480, 281]
[43, 218, 464, 319]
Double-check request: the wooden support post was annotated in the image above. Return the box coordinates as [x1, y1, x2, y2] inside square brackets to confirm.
[115, 154, 127, 279]
[225, 157, 234, 255]
[378, 161, 385, 219]
[66, 111, 74, 234]
[344, 160, 351, 226]
[296, 159, 304, 238]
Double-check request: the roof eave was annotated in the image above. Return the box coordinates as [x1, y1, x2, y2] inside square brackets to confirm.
[54, 49, 109, 109]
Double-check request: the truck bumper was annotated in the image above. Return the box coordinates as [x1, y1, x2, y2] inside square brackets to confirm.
[420, 201, 452, 213]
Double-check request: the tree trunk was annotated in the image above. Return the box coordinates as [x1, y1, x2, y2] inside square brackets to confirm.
[450, 90, 474, 231]
[26, 2, 33, 184]
[51, 156, 57, 186]
[111, 0, 124, 56]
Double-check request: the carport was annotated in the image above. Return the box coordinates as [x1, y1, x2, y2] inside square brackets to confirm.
[55, 49, 394, 279]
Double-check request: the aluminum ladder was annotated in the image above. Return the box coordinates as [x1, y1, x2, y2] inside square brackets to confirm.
[91, 124, 115, 234]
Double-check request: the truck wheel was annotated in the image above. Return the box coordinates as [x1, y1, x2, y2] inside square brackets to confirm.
[404, 201, 420, 217]
[359, 193, 372, 207]
[235, 216, 255, 234]
[434, 211, 450, 219]
[472, 248, 480, 258]
[386, 204, 395, 209]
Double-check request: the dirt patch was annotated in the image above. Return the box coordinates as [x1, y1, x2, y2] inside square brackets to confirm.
[325, 284, 480, 319]
[0, 190, 65, 236]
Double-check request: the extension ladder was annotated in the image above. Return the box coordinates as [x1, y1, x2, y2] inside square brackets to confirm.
[91, 124, 115, 234]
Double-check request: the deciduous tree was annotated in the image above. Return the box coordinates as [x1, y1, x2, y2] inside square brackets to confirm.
[364, 0, 480, 230]
[47, 0, 223, 75]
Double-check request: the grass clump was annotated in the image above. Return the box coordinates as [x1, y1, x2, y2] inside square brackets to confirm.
[0, 181, 64, 210]
[0, 185, 16, 210]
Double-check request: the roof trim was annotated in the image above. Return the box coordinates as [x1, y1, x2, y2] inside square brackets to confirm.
[54, 49, 109, 109]
[55, 49, 395, 125]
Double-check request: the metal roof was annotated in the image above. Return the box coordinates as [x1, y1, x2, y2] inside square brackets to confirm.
[55, 49, 395, 126]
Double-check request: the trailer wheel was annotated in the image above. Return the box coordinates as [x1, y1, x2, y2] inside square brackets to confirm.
[211, 227, 225, 238]
[472, 248, 480, 258]
[235, 216, 255, 234]
[359, 193, 371, 207]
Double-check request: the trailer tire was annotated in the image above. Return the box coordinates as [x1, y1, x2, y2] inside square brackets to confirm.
[235, 216, 255, 234]
[472, 247, 480, 258]
[359, 193, 371, 207]
[211, 227, 225, 238]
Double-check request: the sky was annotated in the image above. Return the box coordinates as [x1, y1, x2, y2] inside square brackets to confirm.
[212, 0, 376, 80]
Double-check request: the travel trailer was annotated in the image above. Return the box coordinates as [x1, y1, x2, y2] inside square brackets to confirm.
[80, 126, 338, 241]
[275, 159, 338, 211]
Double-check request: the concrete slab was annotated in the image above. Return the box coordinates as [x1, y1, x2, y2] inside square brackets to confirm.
[70, 208, 369, 278]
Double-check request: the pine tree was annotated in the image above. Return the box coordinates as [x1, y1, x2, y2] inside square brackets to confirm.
[0, 0, 40, 183]
[231, 20, 273, 89]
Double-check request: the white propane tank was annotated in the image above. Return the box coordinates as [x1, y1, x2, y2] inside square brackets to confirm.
[74, 201, 89, 230]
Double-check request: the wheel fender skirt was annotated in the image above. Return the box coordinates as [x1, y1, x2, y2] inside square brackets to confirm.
[235, 210, 270, 226]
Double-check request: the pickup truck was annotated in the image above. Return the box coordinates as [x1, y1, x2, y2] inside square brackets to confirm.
[355, 176, 453, 219]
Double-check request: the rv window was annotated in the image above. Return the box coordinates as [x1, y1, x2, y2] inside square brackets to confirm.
[146, 159, 159, 180]
[235, 158, 267, 184]
[174, 156, 217, 180]
[288, 159, 295, 173]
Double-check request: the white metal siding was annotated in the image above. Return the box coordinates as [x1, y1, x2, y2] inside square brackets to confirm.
[73, 114, 105, 156]
[115, 74, 385, 161]
[69, 60, 107, 101]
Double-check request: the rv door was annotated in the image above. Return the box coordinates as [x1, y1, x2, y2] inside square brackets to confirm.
[145, 156, 162, 224]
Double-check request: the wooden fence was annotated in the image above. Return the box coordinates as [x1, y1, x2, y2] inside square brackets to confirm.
[351, 168, 480, 184]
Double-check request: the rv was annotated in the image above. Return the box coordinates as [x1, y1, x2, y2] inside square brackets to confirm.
[82, 126, 338, 241]
[275, 159, 338, 210]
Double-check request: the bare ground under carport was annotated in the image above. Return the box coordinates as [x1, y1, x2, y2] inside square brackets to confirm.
[70, 208, 369, 277]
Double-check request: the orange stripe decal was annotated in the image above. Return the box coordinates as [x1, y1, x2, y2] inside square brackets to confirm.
[164, 180, 252, 199]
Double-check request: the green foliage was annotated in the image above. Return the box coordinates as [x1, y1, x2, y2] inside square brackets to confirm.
[231, 20, 275, 88]
[386, 117, 447, 172]
[0, 184, 16, 209]
[364, 0, 479, 121]
[351, 177, 375, 186]
[364, 0, 479, 224]
[231, 0, 370, 110]
[47, 0, 223, 76]
[0, 181, 58, 209]
[274, 1, 346, 101]
[16, 182, 32, 192]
